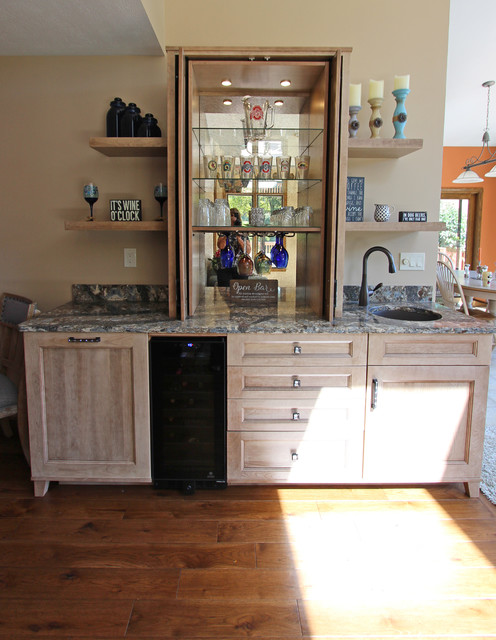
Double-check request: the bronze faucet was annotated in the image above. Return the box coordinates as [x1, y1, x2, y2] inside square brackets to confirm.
[358, 246, 397, 306]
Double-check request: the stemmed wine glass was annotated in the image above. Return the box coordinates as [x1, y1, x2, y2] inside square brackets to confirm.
[83, 183, 99, 221]
[154, 183, 167, 221]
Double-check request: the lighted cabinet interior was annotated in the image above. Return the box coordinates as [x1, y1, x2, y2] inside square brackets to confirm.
[166, 48, 351, 320]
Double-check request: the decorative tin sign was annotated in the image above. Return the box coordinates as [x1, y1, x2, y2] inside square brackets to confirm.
[109, 199, 142, 221]
[399, 211, 427, 222]
[229, 279, 278, 305]
[346, 177, 365, 221]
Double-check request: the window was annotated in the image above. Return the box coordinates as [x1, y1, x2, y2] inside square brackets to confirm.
[438, 188, 482, 269]
[226, 186, 286, 269]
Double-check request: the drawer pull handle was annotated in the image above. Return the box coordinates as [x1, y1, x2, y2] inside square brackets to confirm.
[292, 411, 300, 421]
[291, 452, 299, 461]
[292, 378, 301, 388]
[68, 337, 101, 343]
[293, 346, 302, 355]
[371, 378, 379, 410]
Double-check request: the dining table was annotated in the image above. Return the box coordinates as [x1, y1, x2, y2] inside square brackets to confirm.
[457, 272, 496, 315]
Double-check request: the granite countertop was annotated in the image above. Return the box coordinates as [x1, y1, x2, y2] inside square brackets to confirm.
[19, 288, 495, 335]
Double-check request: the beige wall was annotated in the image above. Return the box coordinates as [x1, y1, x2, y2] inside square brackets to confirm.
[165, 0, 450, 290]
[0, 56, 168, 310]
[0, 0, 449, 311]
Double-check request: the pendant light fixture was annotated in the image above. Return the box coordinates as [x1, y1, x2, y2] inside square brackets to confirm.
[453, 80, 496, 183]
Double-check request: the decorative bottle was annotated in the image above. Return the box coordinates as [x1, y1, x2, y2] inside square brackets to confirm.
[220, 235, 234, 268]
[106, 97, 126, 137]
[137, 113, 161, 137]
[120, 102, 142, 137]
[270, 233, 289, 268]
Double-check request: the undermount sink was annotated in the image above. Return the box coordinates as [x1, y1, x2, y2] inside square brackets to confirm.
[371, 306, 442, 321]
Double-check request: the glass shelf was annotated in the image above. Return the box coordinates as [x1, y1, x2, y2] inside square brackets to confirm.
[193, 177, 322, 191]
[192, 127, 324, 155]
[192, 226, 321, 234]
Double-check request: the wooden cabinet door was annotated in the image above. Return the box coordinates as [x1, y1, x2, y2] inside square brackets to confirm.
[24, 332, 151, 495]
[363, 365, 489, 484]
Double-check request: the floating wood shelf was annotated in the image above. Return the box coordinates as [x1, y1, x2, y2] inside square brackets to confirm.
[65, 221, 166, 231]
[89, 137, 167, 157]
[345, 221, 445, 232]
[348, 138, 423, 158]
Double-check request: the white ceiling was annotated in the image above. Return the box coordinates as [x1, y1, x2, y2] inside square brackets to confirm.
[0, 0, 163, 56]
[0, 0, 494, 147]
[444, 0, 496, 146]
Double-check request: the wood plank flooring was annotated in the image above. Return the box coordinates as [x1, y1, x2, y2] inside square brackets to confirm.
[1, 430, 496, 639]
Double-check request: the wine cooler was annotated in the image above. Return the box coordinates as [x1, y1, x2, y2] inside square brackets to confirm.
[150, 336, 227, 493]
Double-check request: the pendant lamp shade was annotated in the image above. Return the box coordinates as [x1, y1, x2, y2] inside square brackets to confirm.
[484, 164, 496, 177]
[452, 169, 483, 184]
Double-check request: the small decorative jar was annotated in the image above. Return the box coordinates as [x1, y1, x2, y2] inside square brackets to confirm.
[137, 113, 161, 137]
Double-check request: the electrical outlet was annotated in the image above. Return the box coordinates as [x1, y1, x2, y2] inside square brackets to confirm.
[400, 252, 425, 270]
[124, 248, 136, 268]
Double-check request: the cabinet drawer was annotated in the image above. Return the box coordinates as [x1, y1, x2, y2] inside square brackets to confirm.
[228, 365, 365, 398]
[228, 395, 365, 432]
[227, 431, 363, 483]
[368, 333, 493, 366]
[227, 334, 367, 367]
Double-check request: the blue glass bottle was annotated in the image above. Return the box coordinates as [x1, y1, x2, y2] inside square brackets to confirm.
[220, 235, 234, 268]
[270, 233, 289, 268]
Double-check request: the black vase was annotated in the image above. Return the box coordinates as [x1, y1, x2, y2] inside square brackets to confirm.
[120, 102, 142, 137]
[106, 97, 126, 137]
[137, 113, 161, 137]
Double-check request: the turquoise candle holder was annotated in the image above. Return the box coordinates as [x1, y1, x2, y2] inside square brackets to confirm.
[392, 88, 410, 139]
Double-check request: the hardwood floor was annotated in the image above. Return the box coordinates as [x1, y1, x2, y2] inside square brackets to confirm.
[1, 430, 496, 639]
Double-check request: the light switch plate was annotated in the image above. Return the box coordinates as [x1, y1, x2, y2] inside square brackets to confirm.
[124, 248, 137, 268]
[400, 252, 425, 270]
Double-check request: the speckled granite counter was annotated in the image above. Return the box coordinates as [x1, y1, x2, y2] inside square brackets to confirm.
[20, 287, 495, 335]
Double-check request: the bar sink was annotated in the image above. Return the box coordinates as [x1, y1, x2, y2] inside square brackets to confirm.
[371, 306, 442, 321]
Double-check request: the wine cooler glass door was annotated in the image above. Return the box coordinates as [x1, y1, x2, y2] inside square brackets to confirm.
[150, 336, 227, 492]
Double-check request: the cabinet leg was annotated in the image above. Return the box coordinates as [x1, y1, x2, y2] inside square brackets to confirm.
[464, 481, 480, 498]
[33, 480, 50, 497]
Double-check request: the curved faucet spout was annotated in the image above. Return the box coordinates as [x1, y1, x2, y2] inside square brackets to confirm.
[358, 246, 397, 306]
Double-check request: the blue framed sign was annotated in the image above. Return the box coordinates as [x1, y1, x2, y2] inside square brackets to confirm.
[346, 177, 365, 222]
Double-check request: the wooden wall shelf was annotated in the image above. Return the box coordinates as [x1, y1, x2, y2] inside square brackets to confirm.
[348, 138, 423, 158]
[345, 221, 445, 232]
[65, 221, 166, 231]
[89, 137, 167, 157]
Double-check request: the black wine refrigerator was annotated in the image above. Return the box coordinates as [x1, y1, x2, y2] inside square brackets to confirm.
[149, 336, 227, 493]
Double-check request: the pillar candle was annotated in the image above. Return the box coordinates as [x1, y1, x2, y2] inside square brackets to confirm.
[368, 79, 384, 100]
[394, 74, 410, 90]
[349, 83, 361, 106]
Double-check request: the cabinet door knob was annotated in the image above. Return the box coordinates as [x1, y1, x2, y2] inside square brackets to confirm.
[293, 345, 302, 355]
[291, 452, 299, 461]
[292, 378, 301, 388]
[292, 411, 300, 421]
[68, 337, 101, 343]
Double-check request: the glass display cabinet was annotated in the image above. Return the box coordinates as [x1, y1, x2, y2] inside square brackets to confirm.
[166, 49, 351, 320]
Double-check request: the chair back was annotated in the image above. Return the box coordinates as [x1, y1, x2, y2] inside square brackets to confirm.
[436, 259, 469, 315]
[0, 293, 35, 385]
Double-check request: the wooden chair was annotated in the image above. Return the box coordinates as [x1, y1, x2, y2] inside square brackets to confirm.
[436, 256, 469, 314]
[0, 293, 36, 461]
[436, 257, 495, 324]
